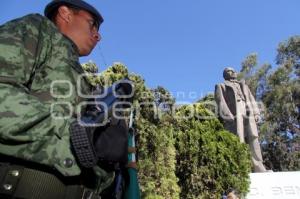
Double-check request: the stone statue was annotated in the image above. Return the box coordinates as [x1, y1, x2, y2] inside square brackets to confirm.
[215, 67, 266, 172]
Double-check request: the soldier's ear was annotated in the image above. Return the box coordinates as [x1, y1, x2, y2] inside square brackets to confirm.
[57, 5, 73, 23]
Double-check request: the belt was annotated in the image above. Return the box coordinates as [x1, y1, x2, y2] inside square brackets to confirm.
[0, 162, 100, 199]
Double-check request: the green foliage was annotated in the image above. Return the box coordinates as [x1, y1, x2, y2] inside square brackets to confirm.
[81, 61, 100, 86]
[82, 61, 98, 73]
[82, 62, 251, 198]
[152, 86, 175, 113]
[174, 104, 251, 199]
[262, 133, 300, 171]
[137, 118, 180, 199]
[261, 36, 300, 171]
[238, 53, 271, 98]
[277, 36, 300, 77]
[196, 93, 218, 116]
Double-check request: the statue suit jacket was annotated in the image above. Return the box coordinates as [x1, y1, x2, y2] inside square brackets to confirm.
[215, 80, 260, 138]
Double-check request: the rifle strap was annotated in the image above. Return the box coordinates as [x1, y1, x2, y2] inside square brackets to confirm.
[126, 162, 137, 169]
[128, 147, 136, 153]
[127, 110, 137, 168]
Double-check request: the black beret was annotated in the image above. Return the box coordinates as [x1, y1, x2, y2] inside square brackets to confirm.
[44, 0, 104, 25]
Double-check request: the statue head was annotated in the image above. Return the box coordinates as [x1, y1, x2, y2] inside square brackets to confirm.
[223, 67, 237, 81]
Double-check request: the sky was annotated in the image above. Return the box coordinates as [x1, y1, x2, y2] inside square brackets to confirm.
[1, 0, 300, 103]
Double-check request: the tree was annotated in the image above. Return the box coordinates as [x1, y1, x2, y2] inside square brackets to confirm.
[237, 36, 300, 171]
[261, 36, 300, 171]
[277, 36, 300, 77]
[238, 53, 271, 99]
[152, 86, 175, 114]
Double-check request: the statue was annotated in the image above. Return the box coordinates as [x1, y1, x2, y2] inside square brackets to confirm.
[215, 67, 266, 172]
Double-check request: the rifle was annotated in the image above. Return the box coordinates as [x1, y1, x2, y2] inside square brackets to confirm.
[70, 79, 134, 168]
[81, 79, 134, 126]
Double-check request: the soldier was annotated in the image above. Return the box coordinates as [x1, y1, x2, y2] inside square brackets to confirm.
[215, 67, 267, 172]
[0, 0, 127, 198]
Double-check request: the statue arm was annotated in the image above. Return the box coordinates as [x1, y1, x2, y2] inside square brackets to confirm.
[243, 84, 261, 122]
[215, 84, 234, 121]
[246, 85, 260, 116]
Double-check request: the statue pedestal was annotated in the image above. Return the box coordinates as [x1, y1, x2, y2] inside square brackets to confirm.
[246, 171, 300, 199]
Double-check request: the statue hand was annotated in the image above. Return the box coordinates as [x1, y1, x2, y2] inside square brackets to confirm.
[254, 115, 260, 122]
[224, 114, 235, 121]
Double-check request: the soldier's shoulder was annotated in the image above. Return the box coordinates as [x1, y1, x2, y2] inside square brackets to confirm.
[4, 14, 51, 28]
[3, 13, 59, 39]
[22, 13, 45, 20]
[18, 13, 49, 25]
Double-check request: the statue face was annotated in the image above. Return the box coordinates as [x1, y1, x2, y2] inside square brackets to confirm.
[224, 68, 237, 80]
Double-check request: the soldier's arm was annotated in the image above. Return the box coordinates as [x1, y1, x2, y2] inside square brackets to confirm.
[0, 15, 52, 142]
[0, 15, 80, 176]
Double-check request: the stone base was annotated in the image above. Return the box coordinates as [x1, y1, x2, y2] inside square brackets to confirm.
[246, 171, 300, 199]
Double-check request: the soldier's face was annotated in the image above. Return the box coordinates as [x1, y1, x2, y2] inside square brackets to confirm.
[68, 10, 101, 56]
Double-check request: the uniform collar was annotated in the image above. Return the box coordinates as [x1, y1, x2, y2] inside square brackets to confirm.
[61, 34, 80, 56]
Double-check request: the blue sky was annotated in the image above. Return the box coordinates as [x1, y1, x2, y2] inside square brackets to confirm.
[1, 0, 299, 103]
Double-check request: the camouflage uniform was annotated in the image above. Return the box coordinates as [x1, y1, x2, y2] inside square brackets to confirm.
[0, 14, 108, 182]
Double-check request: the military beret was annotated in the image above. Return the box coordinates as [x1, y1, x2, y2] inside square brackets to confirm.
[44, 0, 104, 26]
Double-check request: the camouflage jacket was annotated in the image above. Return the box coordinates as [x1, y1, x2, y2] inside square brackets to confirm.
[0, 14, 93, 177]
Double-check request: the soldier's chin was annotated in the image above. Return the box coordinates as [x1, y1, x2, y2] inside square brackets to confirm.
[79, 48, 93, 57]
